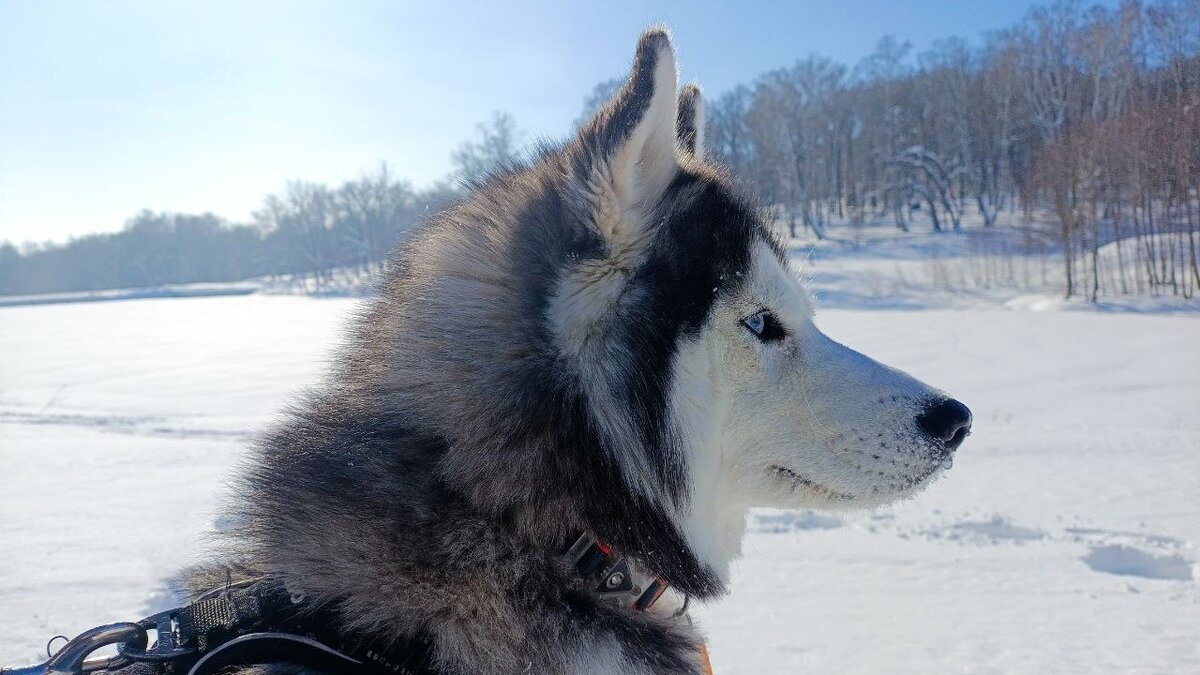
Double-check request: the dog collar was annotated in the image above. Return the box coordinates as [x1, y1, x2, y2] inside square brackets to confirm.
[565, 533, 671, 611]
[566, 534, 712, 675]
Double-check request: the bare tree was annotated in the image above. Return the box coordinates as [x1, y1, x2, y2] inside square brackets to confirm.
[706, 85, 755, 181]
[451, 111, 524, 185]
[7, 0, 1199, 301]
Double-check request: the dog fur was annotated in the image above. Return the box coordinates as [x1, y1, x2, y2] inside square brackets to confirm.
[195, 28, 970, 674]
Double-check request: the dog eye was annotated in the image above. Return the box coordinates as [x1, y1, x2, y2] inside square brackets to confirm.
[741, 310, 786, 342]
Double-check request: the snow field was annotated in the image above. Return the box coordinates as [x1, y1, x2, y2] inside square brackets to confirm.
[1, 290, 1197, 673]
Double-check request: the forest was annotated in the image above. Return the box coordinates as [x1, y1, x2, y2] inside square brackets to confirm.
[2, 0, 1197, 300]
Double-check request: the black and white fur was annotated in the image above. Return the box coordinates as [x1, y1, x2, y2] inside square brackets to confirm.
[198, 28, 971, 674]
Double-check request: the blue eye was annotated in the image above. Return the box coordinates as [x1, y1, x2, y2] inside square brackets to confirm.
[744, 312, 765, 335]
[742, 310, 786, 342]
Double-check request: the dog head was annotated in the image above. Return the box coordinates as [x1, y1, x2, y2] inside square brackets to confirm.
[376, 29, 970, 597]
[547, 29, 971, 576]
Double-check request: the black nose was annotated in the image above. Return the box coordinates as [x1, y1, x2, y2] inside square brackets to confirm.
[917, 398, 972, 452]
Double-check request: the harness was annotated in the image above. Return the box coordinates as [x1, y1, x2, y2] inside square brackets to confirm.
[2, 534, 713, 675]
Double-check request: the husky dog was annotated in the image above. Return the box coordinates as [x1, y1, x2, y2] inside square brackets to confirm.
[205, 28, 971, 674]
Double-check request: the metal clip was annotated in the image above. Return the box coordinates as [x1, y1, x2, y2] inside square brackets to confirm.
[1, 622, 146, 675]
[117, 609, 195, 663]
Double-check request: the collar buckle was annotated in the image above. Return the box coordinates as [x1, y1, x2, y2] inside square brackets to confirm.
[566, 534, 670, 611]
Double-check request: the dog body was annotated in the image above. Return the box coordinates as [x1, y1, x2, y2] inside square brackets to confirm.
[203, 30, 971, 674]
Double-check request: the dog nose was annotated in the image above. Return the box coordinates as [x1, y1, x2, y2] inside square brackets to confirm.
[917, 398, 972, 452]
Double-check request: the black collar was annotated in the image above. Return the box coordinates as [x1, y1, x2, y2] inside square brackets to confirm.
[566, 532, 672, 611]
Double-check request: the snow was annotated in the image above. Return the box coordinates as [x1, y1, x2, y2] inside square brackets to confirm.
[0, 283, 259, 309]
[789, 225, 1200, 315]
[2, 237, 1198, 673]
[1081, 546, 1194, 582]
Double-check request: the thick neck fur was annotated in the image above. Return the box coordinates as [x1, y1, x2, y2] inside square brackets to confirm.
[224, 385, 708, 674]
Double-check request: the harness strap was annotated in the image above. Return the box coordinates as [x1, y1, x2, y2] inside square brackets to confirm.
[186, 633, 371, 675]
[7, 532, 713, 674]
[176, 590, 266, 653]
[109, 579, 438, 675]
[94, 534, 693, 674]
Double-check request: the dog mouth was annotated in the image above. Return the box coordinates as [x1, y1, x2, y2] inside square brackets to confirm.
[772, 453, 953, 502]
[874, 452, 955, 495]
[892, 461, 948, 490]
[770, 465, 854, 502]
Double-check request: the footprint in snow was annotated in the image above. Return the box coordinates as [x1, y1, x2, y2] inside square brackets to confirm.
[950, 516, 1045, 542]
[1081, 544, 1193, 581]
[919, 515, 1045, 543]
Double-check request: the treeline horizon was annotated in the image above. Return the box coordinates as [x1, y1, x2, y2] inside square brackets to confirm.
[0, 171, 462, 297]
[699, 0, 1200, 299]
[2, 0, 1198, 300]
[0, 111, 525, 296]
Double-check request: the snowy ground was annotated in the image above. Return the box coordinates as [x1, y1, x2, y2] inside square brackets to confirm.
[2, 240, 1198, 672]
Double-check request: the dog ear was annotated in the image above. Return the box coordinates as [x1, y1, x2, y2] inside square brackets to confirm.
[676, 83, 704, 159]
[573, 28, 680, 249]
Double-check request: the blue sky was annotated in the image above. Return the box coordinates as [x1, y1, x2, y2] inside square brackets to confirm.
[1, 0, 1071, 244]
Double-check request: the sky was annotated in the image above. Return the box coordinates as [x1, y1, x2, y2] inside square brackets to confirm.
[1, 0, 1078, 245]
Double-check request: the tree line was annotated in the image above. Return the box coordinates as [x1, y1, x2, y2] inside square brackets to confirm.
[0, 114, 520, 296]
[704, 0, 1200, 299]
[2, 0, 1197, 300]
